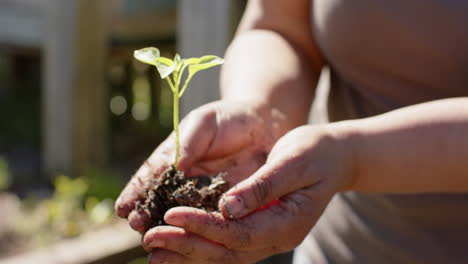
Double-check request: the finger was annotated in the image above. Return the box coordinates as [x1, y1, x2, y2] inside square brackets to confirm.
[178, 103, 263, 176]
[165, 189, 330, 252]
[218, 156, 315, 219]
[115, 137, 174, 218]
[143, 226, 236, 262]
[141, 236, 152, 253]
[114, 164, 152, 218]
[191, 148, 268, 184]
[127, 209, 151, 233]
[176, 107, 217, 173]
[164, 208, 251, 249]
[148, 249, 193, 264]
[195, 104, 263, 161]
[234, 247, 286, 264]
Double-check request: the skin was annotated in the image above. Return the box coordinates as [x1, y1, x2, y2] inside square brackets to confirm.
[115, 0, 468, 263]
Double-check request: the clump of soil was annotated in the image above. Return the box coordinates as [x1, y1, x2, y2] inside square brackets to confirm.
[136, 167, 229, 229]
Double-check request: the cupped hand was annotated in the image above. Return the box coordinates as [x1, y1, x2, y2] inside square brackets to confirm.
[114, 100, 283, 233]
[143, 125, 356, 264]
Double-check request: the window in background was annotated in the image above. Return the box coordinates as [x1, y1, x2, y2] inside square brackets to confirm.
[0, 48, 44, 195]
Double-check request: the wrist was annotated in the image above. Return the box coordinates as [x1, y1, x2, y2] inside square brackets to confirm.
[326, 121, 361, 192]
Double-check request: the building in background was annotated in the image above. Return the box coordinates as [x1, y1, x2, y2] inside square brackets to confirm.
[0, 0, 244, 191]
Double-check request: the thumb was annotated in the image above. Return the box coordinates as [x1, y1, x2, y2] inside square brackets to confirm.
[218, 158, 312, 219]
[174, 109, 217, 173]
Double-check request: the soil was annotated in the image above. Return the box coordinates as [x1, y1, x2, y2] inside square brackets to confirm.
[135, 166, 229, 229]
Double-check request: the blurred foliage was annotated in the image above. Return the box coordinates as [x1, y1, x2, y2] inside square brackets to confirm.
[9, 170, 123, 250]
[0, 157, 10, 191]
[128, 257, 148, 264]
[85, 167, 125, 201]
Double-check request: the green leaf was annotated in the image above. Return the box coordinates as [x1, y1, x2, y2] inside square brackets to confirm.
[133, 47, 160, 64]
[178, 55, 224, 97]
[133, 47, 176, 79]
[154, 57, 177, 79]
[186, 55, 224, 76]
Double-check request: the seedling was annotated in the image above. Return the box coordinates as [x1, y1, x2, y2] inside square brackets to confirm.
[134, 47, 224, 169]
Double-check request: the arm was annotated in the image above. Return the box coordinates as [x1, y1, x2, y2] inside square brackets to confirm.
[220, 0, 324, 136]
[143, 3, 468, 263]
[208, 98, 468, 223]
[338, 97, 468, 193]
[147, 100, 468, 263]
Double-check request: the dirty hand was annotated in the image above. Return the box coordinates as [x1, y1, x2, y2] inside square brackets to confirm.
[143, 125, 355, 264]
[114, 100, 282, 233]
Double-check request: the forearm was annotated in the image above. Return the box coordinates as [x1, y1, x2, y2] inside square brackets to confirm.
[221, 31, 318, 135]
[335, 98, 468, 193]
[220, 0, 323, 136]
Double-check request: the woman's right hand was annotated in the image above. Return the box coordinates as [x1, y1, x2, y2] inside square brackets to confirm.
[114, 100, 284, 233]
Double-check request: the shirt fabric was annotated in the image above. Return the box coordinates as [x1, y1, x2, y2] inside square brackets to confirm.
[295, 1, 468, 263]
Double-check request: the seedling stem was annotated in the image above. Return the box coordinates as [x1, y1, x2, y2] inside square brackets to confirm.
[134, 48, 224, 169]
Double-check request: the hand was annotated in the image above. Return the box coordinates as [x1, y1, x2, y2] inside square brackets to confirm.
[114, 100, 283, 233]
[143, 125, 356, 263]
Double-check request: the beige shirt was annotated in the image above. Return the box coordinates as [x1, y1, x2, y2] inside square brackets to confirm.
[297, 1, 468, 263]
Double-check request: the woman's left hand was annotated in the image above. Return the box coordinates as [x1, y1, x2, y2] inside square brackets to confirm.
[143, 125, 356, 264]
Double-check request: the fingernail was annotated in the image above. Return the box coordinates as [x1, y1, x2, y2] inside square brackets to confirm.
[147, 238, 165, 248]
[164, 210, 185, 227]
[222, 195, 245, 219]
[114, 198, 123, 213]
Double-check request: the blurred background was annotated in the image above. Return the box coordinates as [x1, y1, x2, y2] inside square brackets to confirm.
[0, 0, 293, 263]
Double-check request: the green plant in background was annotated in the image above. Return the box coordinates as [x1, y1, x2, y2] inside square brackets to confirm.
[0, 157, 10, 191]
[134, 47, 224, 169]
[11, 172, 120, 250]
[128, 257, 148, 264]
[46, 175, 89, 237]
[85, 167, 124, 201]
